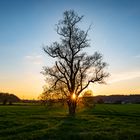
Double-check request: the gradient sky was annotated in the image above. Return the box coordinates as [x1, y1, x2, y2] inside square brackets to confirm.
[0, 0, 140, 99]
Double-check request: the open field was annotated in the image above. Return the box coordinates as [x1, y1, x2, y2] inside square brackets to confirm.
[0, 104, 140, 140]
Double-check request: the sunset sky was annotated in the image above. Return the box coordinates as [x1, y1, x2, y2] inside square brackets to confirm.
[0, 0, 140, 99]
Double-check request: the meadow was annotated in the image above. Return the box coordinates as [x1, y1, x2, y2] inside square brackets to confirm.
[0, 104, 140, 140]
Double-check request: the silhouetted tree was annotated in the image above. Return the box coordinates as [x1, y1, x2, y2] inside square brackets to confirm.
[42, 10, 109, 115]
[39, 84, 67, 106]
[82, 90, 95, 108]
[0, 92, 20, 105]
[83, 90, 93, 97]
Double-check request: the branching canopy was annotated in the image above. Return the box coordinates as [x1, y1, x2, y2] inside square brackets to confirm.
[42, 10, 109, 99]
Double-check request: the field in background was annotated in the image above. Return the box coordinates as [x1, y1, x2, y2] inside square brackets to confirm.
[0, 104, 140, 140]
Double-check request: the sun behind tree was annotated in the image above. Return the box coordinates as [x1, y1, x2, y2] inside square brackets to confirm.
[42, 10, 109, 115]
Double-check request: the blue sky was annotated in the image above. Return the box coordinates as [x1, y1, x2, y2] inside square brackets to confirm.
[0, 0, 140, 99]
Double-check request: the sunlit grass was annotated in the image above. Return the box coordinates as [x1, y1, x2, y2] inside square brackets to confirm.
[0, 104, 140, 140]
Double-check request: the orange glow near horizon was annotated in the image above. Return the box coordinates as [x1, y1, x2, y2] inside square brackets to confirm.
[0, 72, 140, 99]
[0, 72, 45, 99]
[72, 93, 76, 100]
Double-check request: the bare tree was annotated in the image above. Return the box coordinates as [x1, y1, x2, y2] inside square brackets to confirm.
[42, 10, 109, 115]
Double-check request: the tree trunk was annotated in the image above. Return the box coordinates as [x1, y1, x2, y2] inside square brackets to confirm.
[67, 98, 77, 116]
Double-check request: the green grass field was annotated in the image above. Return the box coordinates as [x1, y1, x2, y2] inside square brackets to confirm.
[0, 104, 140, 140]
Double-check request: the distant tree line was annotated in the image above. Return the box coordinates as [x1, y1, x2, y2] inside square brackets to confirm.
[82, 95, 140, 104]
[0, 92, 20, 105]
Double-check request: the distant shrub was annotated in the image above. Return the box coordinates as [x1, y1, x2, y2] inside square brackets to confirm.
[82, 97, 96, 108]
[81, 90, 95, 108]
[0, 92, 20, 105]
